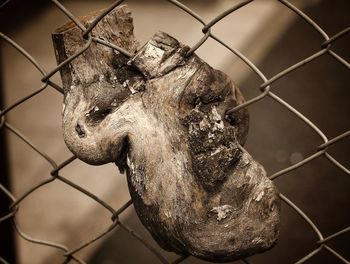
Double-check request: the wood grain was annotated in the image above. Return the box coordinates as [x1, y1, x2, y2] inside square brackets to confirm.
[53, 5, 280, 262]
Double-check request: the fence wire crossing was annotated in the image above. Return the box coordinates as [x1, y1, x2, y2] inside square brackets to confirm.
[0, 0, 349, 263]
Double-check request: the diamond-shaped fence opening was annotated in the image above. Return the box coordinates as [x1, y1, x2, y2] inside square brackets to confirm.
[0, 0, 349, 264]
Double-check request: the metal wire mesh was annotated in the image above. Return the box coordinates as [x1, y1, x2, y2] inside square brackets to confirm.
[0, 0, 349, 263]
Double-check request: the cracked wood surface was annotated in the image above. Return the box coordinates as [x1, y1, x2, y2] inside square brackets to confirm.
[52, 5, 280, 262]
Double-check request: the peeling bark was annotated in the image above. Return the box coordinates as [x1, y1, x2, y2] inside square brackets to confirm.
[53, 5, 280, 262]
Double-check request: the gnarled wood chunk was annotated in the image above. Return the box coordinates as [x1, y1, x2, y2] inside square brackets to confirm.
[53, 5, 280, 262]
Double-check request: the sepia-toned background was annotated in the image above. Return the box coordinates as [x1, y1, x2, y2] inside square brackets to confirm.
[0, 0, 349, 263]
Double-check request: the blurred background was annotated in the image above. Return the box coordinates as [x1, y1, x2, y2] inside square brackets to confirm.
[0, 0, 349, 263]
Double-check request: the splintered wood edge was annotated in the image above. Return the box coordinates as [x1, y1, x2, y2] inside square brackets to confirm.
[54, 9, 102, 33]
[52, 4, 137, 92]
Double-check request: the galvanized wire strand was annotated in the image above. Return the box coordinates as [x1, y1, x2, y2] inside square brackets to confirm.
[0, 83, 48, 118]
[47, 80, 64, 94]
[268, 92, 328, 143]
[10, 177, 56, 210]
[318, 130, 350, 150]
[201, 7, 272, 115]
[317, 226, 350, 244]
[209, 34, 267, 82]
[62, 255, 86, 264]
[9, 157, 76, 210]
[93, 37, 133, 58]
[324, 152, 350, 175]
[50, 155, 77, 177]
[242, 258, 253, 264]
[0, 32, 47, 75]
[83, 0, 135, 59]
[227, 87, 270, 113]
[64, 200, 135, 256]
[0, 0, 349, 263]
[166, 0, 205, 24]
[323, 245, 350, 264]
[0, 33, 63, 106]
[4, 122, 57, 168]
[112, 199, 133, 220]
[328, 50, 350, 70]
[13, 218, 86, 264]
[41, 35, 92, 82]
[279, 194, 323, 240]
[55, 174, 117, 215]
[118, 221, 170, 264]
[11, 157, 77, 209]
[202, 0, 254, 33]
[0, 136, 54, 224]
[82, 0, 125, 38]
[13, 217, 69, 252]
[0, 0, 12, 9]
[0, 257, 9, 264]
[0, 183, 16, 202]
[62, 256, 72, 264]
[165, 0, 211, 56]
[54, 0, 133, 58]
[186, 30, 211, 57]
[277, 0, 329, 40]
[209, 34, 271, 114]
[322, 27, 350, 48]
[0, 208, 17, 223]
[0, 35, 64, 103]
[269, 150, 324, 180]
[259, 48, 329, 90]
[51, 0, 86, 31]
[69, 253, 87, 264]
[0, 112, 4, 128]
[294, 246, 323, 264]
[42, 2, 95, 83]
[64, 219, 119, 256]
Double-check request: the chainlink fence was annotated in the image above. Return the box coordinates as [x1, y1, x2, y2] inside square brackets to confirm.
[0, 0, 349, 263]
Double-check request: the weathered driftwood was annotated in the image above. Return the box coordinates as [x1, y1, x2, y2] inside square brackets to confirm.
[52, 5, 280, 262]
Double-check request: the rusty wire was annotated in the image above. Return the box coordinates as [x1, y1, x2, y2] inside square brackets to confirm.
[0, 0, 349, 263]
